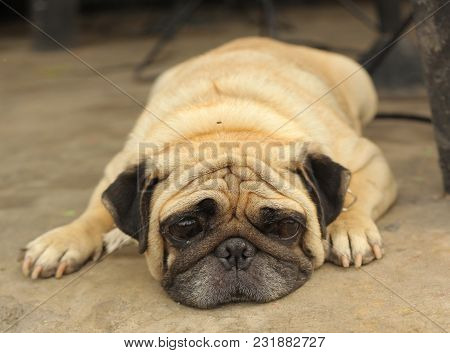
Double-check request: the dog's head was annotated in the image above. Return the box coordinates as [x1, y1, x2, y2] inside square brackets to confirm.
[102, 142, 350, 308]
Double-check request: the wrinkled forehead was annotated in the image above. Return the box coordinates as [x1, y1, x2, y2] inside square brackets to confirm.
[145, 140, 309, 178]
[158, 164, 305, 221]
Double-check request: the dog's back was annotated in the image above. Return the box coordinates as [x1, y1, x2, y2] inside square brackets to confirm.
[143, 37, 377, 144]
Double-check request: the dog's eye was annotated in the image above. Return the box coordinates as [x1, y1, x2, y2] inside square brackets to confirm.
[277, 218, 301, 239]
[169, 217, 203, 241]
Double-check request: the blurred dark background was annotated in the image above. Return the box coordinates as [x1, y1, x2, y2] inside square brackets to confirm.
[0, 0, 425, 92]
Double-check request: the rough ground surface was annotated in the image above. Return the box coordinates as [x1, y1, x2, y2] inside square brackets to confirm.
[0, 4, 449, 332]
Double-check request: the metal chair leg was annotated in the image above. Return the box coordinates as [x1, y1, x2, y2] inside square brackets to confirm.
[259, 0, 277, 38]
[134, 0, 204, 80]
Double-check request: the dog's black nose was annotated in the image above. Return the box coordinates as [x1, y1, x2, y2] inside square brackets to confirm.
[214, 237, 256, 270]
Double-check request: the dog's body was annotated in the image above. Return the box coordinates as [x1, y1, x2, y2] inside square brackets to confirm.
[23, 38, 397, 308]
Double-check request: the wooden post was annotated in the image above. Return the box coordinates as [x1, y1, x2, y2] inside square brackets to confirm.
[413, 0, 450, 193]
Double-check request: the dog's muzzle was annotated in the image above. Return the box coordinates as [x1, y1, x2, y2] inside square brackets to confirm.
[214, 237, 257, 271]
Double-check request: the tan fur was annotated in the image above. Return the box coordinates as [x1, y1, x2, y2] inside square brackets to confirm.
[22, 37, 396, 281]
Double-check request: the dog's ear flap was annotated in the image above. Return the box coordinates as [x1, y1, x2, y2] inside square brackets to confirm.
[297, 153, 351, 237]
[101, 162, 158, 254]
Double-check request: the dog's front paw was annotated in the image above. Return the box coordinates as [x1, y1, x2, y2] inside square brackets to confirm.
[326, 212, 383, 268]
[22, 224, 103, 279]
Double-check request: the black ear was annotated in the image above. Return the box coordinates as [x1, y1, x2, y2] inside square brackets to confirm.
[101, 162, 158, 253]
[297, 153, 351, 238]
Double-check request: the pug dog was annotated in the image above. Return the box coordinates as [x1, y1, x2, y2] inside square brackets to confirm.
[22, 37, 397, 308]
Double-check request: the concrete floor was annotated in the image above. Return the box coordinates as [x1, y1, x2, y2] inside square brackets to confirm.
[0, 4, 449, 332]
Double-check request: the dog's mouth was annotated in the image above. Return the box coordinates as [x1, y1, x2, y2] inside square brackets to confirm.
[161, 240, 313, 309]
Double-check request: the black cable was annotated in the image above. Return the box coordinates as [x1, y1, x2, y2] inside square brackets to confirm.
[375, 112, 431, 123]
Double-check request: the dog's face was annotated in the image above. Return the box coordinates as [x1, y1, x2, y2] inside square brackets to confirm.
[102, 144, 350, 308]
[158, 167, 315, 308]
